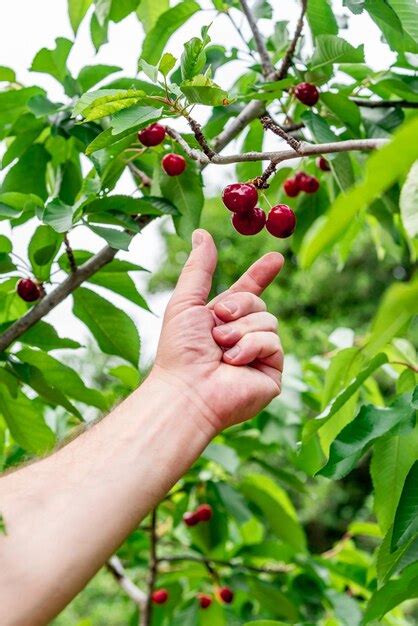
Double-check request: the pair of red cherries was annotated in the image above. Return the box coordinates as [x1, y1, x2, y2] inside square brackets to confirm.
[223, 183, 296, 238]
[152, 586, 234, 607]
[183, 503, 213, 527]
[138, 123, 186, 176]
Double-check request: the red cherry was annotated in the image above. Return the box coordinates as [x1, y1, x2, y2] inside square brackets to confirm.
[294, 82, 319, 106]
[152, 589, 169, 604]
[198, 594, 212, 609]
[222, 183, 258, 213]
[17, 278, 41, 302]
[266, 205, 296, 238]
[183, 511, 200, 527]
[219, 587, 234, 604]
[232, 207, 266, 235]
[138, 123, 166, 147]
[162, 153, 186, 176]
[283, 178, 300, 197]
[196, 504, 213, 522]
[299, 175, 320, 194]
[317, 156, 331, 171]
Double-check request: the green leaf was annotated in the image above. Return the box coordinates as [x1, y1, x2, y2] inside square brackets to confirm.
[73, 287, 140, 365]
[2, 145, 50, 201]
[28, 225, 61, 281]
[243, 622, 290, 626]
[0, 87, 45, 128]
[180, 74, 229, 106]
[320, 92, 361, 134]
[236, 120, 264, 181]
[140, 0, 200, 65]
[136, 0, 169, 33]
[108, 364, 140, 389]
[74, 89, 148, 122]
[318, 393, 416, 479]
[0, 66, 16, 82]
[160, 167, 204, 239]
[387, 0, 418, 51]
[42, 199, 76, 233]
[310, 35, 365, 69]
[299, 115, 418, 268]
[87, 271, 151, 311]
[0, 385, 55, 454]
[84, 194, 178, 216]
[109, 0, 140, 22]
[365, 275, 418, 357]
[181, 34, 209, 80]
[18, 321, 81, 351]
[306, 0, 338, 38]
[364, 561, 418, 622]
[365, 0, 406, 53]
[248, 579, 299, 621]
[88, 224, 133, 250]
[17, 347, 107, 410]
[68, 0, 92, 33]
[90, 11, 108, 50]
[203, 443, 240, 473]
[159, 53, 176, 77]
[111, 104, 162, 134]
[240, 474, 306, 552]
[30, 37, 73, 84]
[59, 249, 147, 273]
[77, 64, 121, 91]
[391, 461, 418, 551]
[400, 160, 418, 238]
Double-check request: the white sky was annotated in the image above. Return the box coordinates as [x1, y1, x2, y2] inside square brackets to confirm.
[0, 1, 394, 367]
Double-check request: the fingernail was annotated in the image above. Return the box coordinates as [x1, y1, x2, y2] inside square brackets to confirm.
[220, 301, 238, 315]
[225, 345, 240, 359]
[192, 230, 203, 248]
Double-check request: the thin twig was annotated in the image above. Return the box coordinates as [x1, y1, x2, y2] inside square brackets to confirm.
[350, 98, 418, 109]
[128, 162, 152, 187]
[184, 114, 216, 160]
[63, 235, 77, 274]
[260, 113, 302, 153]
[253, 161, 279, 189]
[141, 508, 158, 626]
[107, 556, 146, 607]
[238, 0, 275, 77]
[157, 554, 292, 575]
[225, 11, 257, 62]
[275, 0, 308, 80]
[165, 126, 209, 164]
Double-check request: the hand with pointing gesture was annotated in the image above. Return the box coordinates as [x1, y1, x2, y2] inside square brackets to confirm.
[152, 229, 284, 435]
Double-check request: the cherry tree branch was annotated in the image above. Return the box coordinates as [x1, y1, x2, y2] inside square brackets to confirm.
[63, 235, 77, 273]
[107, 556, 147, 607]
[141, 508, 158, 626]
[351, 98, 418, 109]
[157, 554, 291, 575]
[275, 0, 308, 80]
[238, 0, 275, 77]
[260, 113, 302, 153]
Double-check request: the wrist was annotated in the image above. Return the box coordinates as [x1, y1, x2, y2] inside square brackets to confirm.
[144, 366, 220, 440]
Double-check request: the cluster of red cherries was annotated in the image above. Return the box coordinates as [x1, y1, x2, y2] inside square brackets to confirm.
[283, 157, 330, 198]
[223, 183, 296, 238]
[152, 585, 233, 608]
[151, 502, 233, 608]
[138, 123, 186, 176]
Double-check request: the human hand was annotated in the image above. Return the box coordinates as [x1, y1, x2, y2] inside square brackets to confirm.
[151, 229, 284, 435]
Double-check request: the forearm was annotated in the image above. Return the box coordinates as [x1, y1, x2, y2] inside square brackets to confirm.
[0, 373, 214, 626]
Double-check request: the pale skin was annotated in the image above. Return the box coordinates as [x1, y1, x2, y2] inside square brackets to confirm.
[0, 229, 284, 626]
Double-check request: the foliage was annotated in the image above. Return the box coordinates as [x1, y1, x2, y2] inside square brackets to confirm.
[0, 0, 417, 624]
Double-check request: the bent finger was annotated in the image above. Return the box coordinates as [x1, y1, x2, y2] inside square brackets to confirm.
[212, 312, 278, 347]
[222, 331, 281, 366]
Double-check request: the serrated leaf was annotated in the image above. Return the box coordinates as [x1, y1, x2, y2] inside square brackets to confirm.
[42, 198, 76, 233]
[74, 88, 147, 121]
[84, 194, 179, 216]
[310, 35, 365, 69]
[73, 287, 140, 365]
[364, 561, 418, 622]
[140, 0, 200, 65]
[28, 225, 62, 281]
[0, 385, 55, 454]
[387, 0, 418, 51]
[111, 104, 162, 134]
[88, 224, 133, 250]
[2, 145, 50, 201]
[180, 74, 230, 106]
[18, 321, 81, 351]
[77, 64, 121, 91]
[318, 393, 416, 479]
[307, 0, 338, 38]
[136, 0, 169, 33]
[181, 36, 208, 80]
[17, 347, 107, 410]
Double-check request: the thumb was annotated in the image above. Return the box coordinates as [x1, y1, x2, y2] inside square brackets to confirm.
[168, 229, 217, 313]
